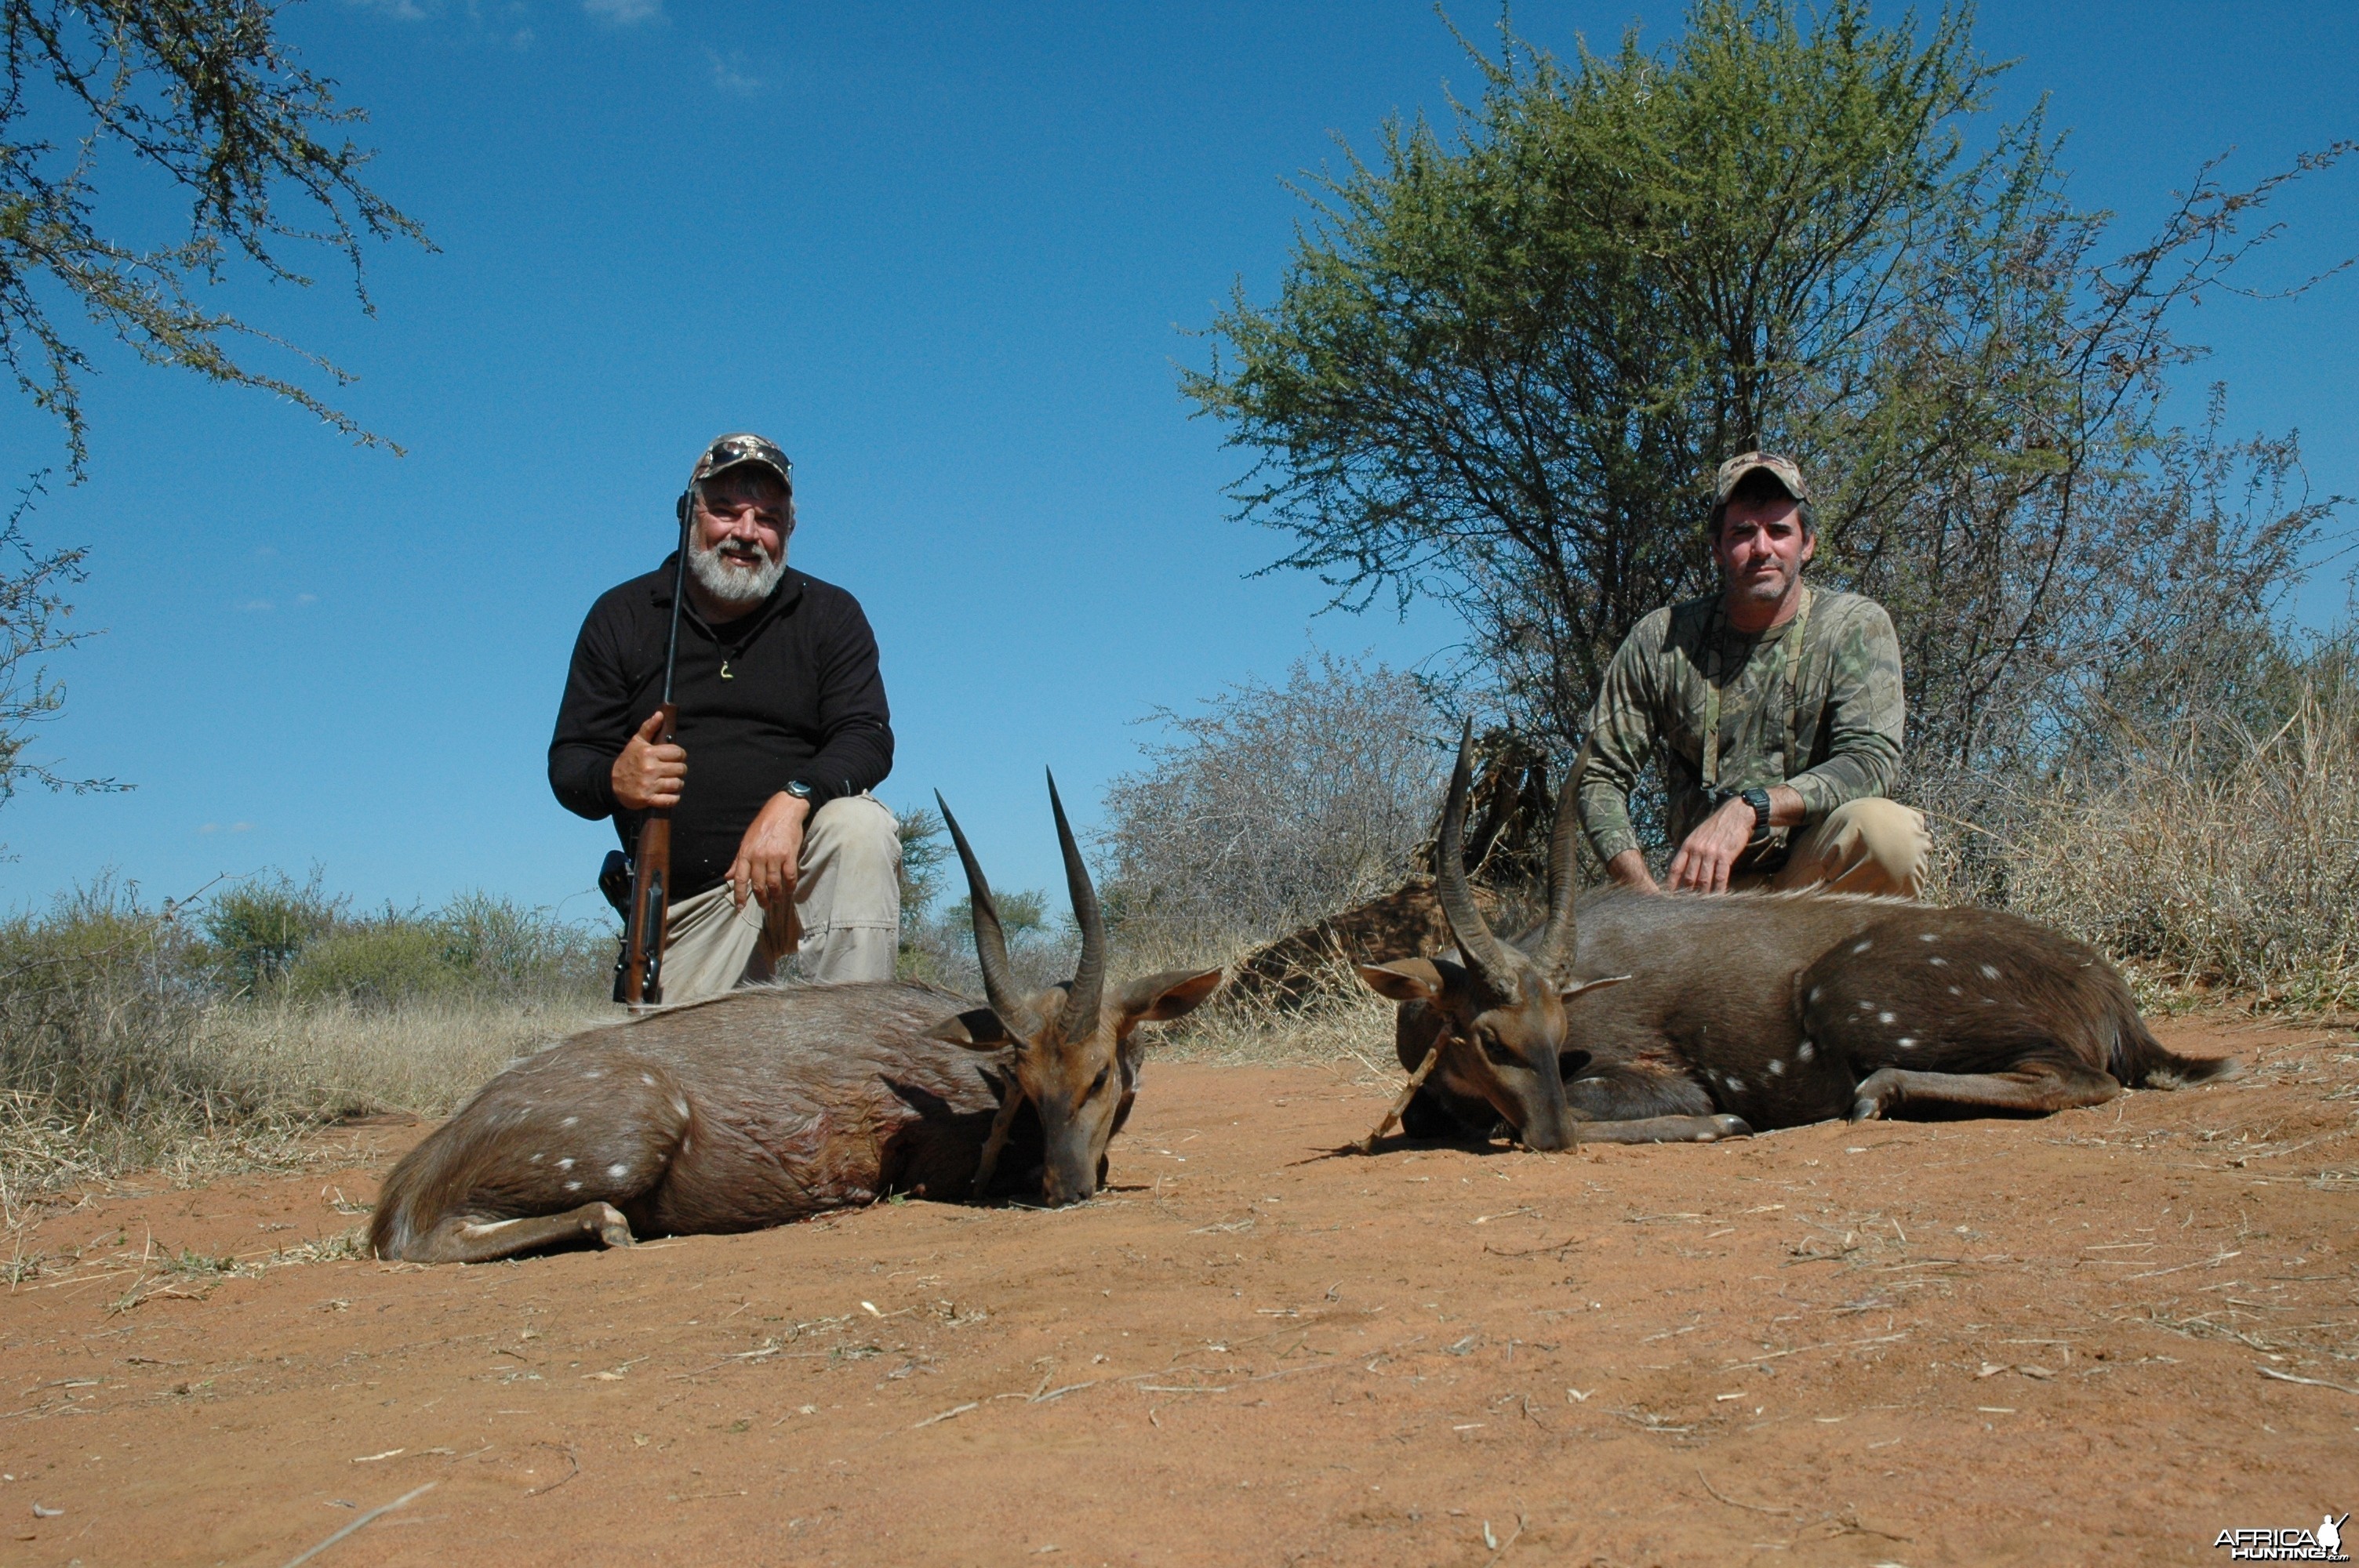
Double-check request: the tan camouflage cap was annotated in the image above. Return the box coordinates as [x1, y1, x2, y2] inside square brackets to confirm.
[687, 431, 794, 495]
[1712, 450, 1808, 506]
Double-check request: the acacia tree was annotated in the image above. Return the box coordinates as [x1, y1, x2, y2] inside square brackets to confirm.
[0, 0, 427, 800]
[1185, 0, 2347, 781]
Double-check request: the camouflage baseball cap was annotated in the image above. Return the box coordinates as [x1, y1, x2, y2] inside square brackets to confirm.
[687, 432, 794, 494]
[1712, 450, 1808, 506]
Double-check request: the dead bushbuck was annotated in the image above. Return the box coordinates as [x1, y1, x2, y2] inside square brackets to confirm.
[1356, 728, 2239, 1149]
[369, 775, 1221, 1263]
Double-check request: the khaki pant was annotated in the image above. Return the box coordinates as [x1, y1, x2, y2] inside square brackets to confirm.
[1731, 797, 1928, 898]
[648, 794, 902, 1005]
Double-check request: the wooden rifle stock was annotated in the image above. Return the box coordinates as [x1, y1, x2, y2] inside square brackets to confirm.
[619, 701, 678, 1007]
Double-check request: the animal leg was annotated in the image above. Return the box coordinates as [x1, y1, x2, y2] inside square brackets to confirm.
[1359, 1044, 1441, 1153]
[1850, 1062, 2122, 1122]
[1568, 1114, 1753, 1144]
[970, 1069, 1027, 1198]
[401, 1204, 634, 1265]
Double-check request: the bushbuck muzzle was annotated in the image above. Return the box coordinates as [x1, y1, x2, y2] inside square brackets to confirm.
[932, 773, 1223, 1206]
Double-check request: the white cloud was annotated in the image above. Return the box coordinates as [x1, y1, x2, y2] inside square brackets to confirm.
[343, 0, 438, 20]
[707, 49, 761, 96]
[584, 0, 662, 22]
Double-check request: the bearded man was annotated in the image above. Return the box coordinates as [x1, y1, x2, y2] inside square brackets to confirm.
[1576, 451, 1928, 898]
[550, 433, 901, 1000]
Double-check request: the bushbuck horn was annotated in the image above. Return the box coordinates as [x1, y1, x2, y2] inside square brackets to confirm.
[936, 790, 1043, 1040]
[1437, 720, 1521, 997]
[1048, 770, 1106, 1043]
[1532, 741, 1590, 983]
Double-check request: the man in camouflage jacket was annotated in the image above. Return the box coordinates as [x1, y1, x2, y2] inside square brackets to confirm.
[1576, 452, 1928, 898]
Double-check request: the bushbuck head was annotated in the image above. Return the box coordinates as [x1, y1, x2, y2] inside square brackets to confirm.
[1355, 727, 1625, 1151]
[930, 775, 1223, 1205]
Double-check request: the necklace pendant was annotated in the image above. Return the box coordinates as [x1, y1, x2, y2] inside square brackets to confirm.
[719, 661, 733, 681]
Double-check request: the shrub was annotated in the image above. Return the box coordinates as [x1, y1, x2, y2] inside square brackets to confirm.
[1098, 652, 1445, 952]
[200, 870, 343, 995]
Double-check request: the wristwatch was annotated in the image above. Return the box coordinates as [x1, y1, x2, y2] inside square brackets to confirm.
[783, 779, 817, 805]
[1738, 786, 1773, 845]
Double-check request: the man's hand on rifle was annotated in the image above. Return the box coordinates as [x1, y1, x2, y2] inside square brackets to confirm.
[612, 708, 686, 811]
[729, 791, 812, 912]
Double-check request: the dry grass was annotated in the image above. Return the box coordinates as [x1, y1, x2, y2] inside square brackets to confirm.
[1143, 935, 1398, 1080]
[195, 994, 610, 1122]
[0, 994, 606, 1198]
[1922, 688, 2359, 1015]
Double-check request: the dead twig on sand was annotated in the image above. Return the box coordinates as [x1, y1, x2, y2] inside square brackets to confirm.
[1483, 1506, 1528, 1565]
[2258, 1365, 2359, 1396]
[282, 1482, 436, 1568]
[523, 1443, 579, 1497]
[1359, 1044, 1440, 1153]
[1697, 1467, 1797, 1518]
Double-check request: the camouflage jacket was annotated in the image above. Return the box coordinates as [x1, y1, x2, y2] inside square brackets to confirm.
[1576, 585, 1906, 866]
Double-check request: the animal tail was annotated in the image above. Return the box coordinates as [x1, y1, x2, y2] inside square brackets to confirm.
[2105, 996, 2242, 1090]
[364, 1136, 436, 1260]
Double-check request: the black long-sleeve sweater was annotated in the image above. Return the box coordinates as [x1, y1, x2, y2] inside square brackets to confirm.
[549, 558, 894, 900]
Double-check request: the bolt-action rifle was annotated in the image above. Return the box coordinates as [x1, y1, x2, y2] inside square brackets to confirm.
[616, 499, 695, 1007]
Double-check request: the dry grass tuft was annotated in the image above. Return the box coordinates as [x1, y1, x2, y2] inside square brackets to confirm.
[0, 995, 605, 1197]
[1923, 687, 2359, 1015]
[1145, 935, 1398, 1080]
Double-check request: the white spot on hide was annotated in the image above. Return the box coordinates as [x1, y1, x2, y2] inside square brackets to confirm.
[583, 1070, 602, 1080]
[1928, 956, 1947, 967]
[1879, 1011, 1896, 1025]
[671, 1098, 690, 1120]
[1918, 932, 1939, 942]
[562, 1116, 580, 1127]
[1725, 1076, 1746, 1093]
[558, 1157, 576, 1171]
[565, 1181, 581, 1192]
[1980, 964, 2001, 980]
[529, 1152, 543, 1163]
[1767, 1059, 1785, 1076]
[607, 1163, 629, 1180]
[642, 1074, 656, 1087]
[1857, 999, 1874, 1011]
[1797, 1040, 1816, 1062]
[1852, 941, 1872, 954]
[1808, 986, 1822, 1004]
[1898, 1037, 1916, 1049]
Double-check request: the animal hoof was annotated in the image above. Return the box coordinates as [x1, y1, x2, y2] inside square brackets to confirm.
[1848, 1097, 1886, 1123]
[1707, 1115, 1754, 1140]
[591, 1203, 634, 1249]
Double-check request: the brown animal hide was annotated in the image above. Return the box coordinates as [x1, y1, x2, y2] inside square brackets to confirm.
[369, 982, 1038, 1264]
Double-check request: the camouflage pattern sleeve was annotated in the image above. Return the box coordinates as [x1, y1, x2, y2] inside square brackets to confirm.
[1787, 597, 1905, 822]
[1577, 608, 1672, 866]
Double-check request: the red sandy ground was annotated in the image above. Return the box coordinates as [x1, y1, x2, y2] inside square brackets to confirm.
[1, 1014, 2353, 1567]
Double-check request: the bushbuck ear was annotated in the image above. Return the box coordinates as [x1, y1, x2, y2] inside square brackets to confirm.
[1358, 958, 1445, 1003]
[1558, 973, 1633, 1004]
[925, 1007, 1019, 1048]
[1119, 967, 1225, 1022]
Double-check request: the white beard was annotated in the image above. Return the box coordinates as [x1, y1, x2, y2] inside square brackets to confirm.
[688, 534, 785, 613]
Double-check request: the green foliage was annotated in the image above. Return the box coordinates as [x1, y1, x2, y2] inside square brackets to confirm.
[282, 922, 457, 1007]
[201, 870, 344, 996]
[895, 803, 952, 946]
[0, 0, 431, 470]
[0, 876, 234, 1120]
[1187, 0, 2349, 776]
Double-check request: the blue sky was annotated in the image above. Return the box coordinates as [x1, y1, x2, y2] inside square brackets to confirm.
[2, 0, 2352, 921]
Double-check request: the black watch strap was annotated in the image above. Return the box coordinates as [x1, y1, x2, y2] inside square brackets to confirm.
[1740, 786, 1773, 844]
